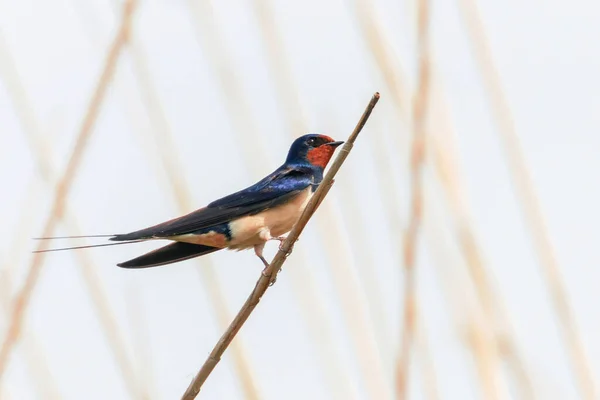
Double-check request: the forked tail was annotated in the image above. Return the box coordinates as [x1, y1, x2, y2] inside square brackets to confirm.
[33, 234, 221, 268]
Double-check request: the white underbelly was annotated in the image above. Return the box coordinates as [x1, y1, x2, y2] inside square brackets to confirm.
[227, 187, 313, 250]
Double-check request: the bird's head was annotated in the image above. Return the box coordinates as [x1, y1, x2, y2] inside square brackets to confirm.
[285, 134, 344, 169]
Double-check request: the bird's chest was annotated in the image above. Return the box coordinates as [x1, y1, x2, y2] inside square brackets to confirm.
[262, 188, 313, 236]
[228, 187, 313, 248]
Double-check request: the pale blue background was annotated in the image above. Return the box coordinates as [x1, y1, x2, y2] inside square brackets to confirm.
[0, 0, 598, 399]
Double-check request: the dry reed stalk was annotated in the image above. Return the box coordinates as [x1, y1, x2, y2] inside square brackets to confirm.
[8, 223, 141, 399]
[250, 2, 391, 397]
[0, 0, 137, 385]
[186, 0, 268, 170]
[311, 210, 392, 399]
[464, 318, 507, 400]
[282, 265, 362, 400]
[396, 0, 430, 397]
[117, 67, 258, 399]
[125, 284, 156, 400]
[419, 138, 508, 400]
[0, 35, 52, 177]
[416, 309, 439, 400]
[0, 181, 36, 278]
[33, 179, 141, 398]
[421, 185, 503, 400]
[354, 0, 410, 117]
[352, 3, 521, 395]
[76, 250, 142, 398]
[119, 25, 262, 399]
[1, 20, 146, 399]
[457, 0, 597, 398]
[250, 0, 307, 126]
[428, 94, 535, 399]
[0, 267, 61, 400]
[180, 93, 380, 400]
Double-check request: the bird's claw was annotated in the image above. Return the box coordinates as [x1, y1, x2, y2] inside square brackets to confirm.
[259, 236, 299, 285]
[261, 267, 272, 281]
[272, 236, 298, 257]
[261, 268, 278, 286]
[279, 243, 293, 257]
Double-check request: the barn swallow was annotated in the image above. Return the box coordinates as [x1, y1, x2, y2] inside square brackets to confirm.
[36, 134, 343, 269]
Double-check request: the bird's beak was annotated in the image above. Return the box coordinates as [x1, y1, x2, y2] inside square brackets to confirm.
[325, 141, 344, 148]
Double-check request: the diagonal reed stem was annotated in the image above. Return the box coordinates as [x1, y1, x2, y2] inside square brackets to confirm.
[125, 42, 262, 400]
[396, 0, 430, 397]
[0, 0, 137, 386]
[457, 0, 597, 398]
[180, 92, 380, 400]
[429, 115, 533, 398]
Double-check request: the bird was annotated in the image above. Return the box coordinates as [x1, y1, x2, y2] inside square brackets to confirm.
[35, 134, 343, 270]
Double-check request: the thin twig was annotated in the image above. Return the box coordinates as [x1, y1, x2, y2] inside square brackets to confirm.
[457, 0, 597, 398]
[0, 0, 136, 384]
[396, 0, 430, 397]
[180, 92, 380, 400]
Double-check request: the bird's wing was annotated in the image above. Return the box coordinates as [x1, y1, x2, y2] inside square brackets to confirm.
[111, 166, 315, 241]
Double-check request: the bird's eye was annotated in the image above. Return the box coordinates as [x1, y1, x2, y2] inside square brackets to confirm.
[307, 137, 317, 146]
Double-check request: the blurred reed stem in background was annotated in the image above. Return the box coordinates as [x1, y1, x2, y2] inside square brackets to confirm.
[457, 0, 597, 398]
[0, 1, 139, 397]
[396, 0, 430, 397]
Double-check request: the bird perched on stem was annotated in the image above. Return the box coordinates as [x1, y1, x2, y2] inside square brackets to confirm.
[36, 134, 343, 270]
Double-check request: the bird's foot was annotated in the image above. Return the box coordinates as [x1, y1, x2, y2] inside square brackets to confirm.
[261, 267, 278, 286]
[271, 236, 298, 256]
[279, 241, 297, 257]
